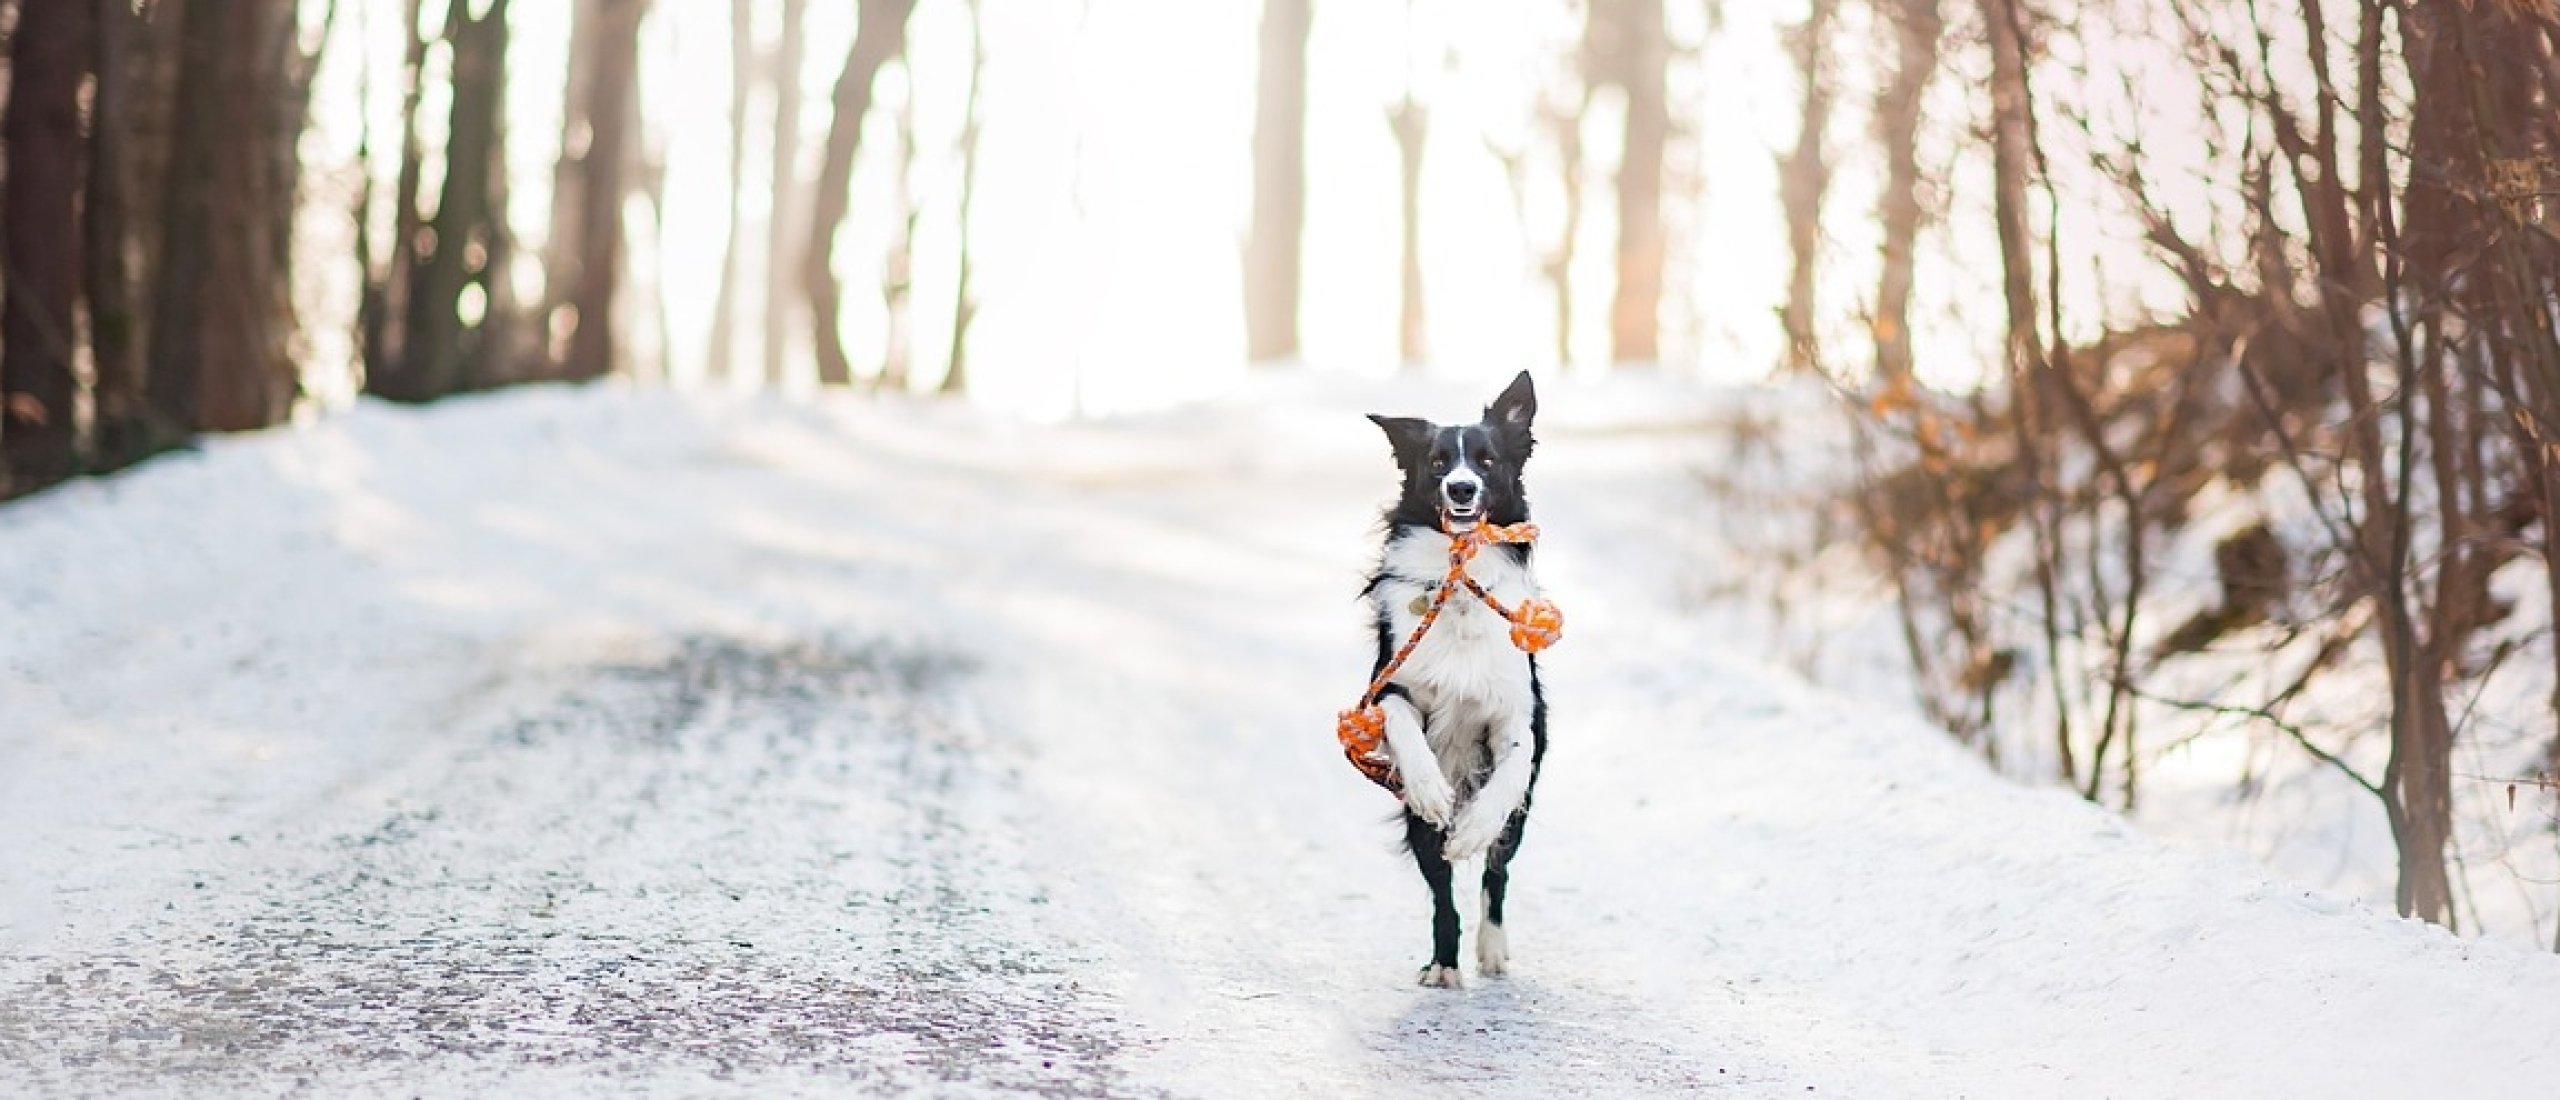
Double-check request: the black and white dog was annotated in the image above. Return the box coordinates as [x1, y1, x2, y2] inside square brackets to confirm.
[1363, 370, 1548, 988]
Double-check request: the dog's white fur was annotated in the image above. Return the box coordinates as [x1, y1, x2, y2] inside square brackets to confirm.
[1372, 526, 1542, 864]
[1476, 909, 1510, 976]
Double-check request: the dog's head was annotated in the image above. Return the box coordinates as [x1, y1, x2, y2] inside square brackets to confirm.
[1367, 371, 1539, 529]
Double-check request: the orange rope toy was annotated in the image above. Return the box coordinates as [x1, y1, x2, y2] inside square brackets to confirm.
[1338, 517, 1565, 795]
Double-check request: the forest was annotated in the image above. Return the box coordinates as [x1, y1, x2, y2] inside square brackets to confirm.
[0, 0, 2549, 1053]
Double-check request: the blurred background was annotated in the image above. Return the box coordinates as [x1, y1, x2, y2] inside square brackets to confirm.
[0, 0, 2099, 439]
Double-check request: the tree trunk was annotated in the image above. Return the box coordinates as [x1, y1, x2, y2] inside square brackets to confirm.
[2372, 0, 2554, 927]
[219, 0, 305, 430]
[1591, 0, 1667, 365]
[87, 0, 149, 471]
[706, 0, 754, 383]
[382, 0, 512, 401]
[1778, 0, 1839, 374]
[940, 0, 985, 398]
[806, 0, 916, 388]
[627, 35, 670, 386]
[543, 0, 602, 355]
[879, 73, 918, 393]
[558, 0, 648, 383]
[369, 0, 431, 383]
[3, 0, 94, 492]
[148, 0, 302, 433]
[1982, 0, 2042, 383]
[1390, 98, 1428, 368]
[1543, 92, 1589, 369]
[1245, 0, 1310, 365]
[1872, 0, 1940, 383]
[145, 0, 223, 432]
[764, 0, 808, 387]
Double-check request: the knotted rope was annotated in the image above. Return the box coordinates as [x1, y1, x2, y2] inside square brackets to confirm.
[1337, 517, 1564, 795]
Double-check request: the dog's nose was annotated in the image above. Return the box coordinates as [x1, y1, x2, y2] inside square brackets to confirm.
[1446, 481, 1479, 504]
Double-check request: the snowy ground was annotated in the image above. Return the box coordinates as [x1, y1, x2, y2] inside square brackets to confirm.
[5, 376, 2559, 1097]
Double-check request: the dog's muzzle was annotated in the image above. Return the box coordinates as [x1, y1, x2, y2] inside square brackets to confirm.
[1440, 475, 1483, 520]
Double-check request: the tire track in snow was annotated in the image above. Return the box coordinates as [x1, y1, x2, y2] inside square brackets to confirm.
[1, 636, 1161, 1097]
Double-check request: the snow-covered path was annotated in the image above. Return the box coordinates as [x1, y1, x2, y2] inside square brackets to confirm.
[6, 380, 2559, 1098]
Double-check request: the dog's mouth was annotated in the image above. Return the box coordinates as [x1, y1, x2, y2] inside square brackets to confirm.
[1439, 476, 1487, 529]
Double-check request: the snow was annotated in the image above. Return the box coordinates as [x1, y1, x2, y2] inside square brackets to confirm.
[5, 375, 2559, 1096]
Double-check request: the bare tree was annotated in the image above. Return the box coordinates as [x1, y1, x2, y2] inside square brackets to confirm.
[1871, 0, 1941, 383]
[1588, 0, 1668, 365]
[940, 0, 987, 398]
[1245, 0, 1311, 365]
[3, 0, 94, 492]
[1829, 0, 2560, 929]
[1388, 17, 1429, 369]
[879, 68, 920, 392]
[557, 0, 649, 383]
[806, 0, 917, 388]
[147, 0, 306, 433]
[706, 0, 755, 383]
[368, 0, 432, 384]
[764, 0, 809, 387]
[376, 0, 516, 401]
[87, 0, 148, 470]
[1778, 0, 1839, 373]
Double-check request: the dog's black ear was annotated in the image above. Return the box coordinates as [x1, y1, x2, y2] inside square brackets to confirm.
[1366, 414, 1434, 469]
[1485, 371, 1537, 448]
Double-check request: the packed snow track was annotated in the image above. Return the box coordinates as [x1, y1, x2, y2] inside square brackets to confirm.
[5, 380, 2558, 1097]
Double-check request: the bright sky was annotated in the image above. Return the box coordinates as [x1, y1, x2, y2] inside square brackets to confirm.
[296, 1, 2206, 420]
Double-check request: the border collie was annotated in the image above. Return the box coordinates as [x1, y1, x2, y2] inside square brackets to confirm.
[1362, 370, 1547, 988]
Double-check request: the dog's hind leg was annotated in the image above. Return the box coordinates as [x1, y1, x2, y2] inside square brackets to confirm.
[1477, 809, 1528, 977]
[1405, 810, 1464, 987]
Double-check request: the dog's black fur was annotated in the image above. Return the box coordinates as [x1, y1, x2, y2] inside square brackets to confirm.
[1362, 371, 1548, 985]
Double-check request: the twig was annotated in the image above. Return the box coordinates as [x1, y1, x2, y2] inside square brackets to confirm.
[2125, 684, 2383, 797]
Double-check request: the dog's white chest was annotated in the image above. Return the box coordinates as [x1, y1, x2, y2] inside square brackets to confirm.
[1374, 530, 1539, 714]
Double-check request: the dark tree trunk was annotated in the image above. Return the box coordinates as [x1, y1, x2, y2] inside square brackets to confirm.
[380, 0, 513, 401]
[144, 0, 225, 432]
[369, 0, 431, 383]
[3, 0, 94, 492]
[148, 0, 304, 433]
[88, 0, 150, 471]
[806, 0, 915, 388]
[1778, 0, 1839, 373]
[189, 0, 310, 432]
[1871, 0, 1940, 383]
[542, 0, 601, 362]
[1245, 0, 1309, 364]
[1590, 0, 1667, 365]
[764, 0, 808, 387]
[558, 0, 647, 383]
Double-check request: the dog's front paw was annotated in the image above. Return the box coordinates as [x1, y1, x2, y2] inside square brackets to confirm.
[1401, 770, 1456, 829]
[1440, 800, 1514, 863]
[1416, 964, 1464, 989]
